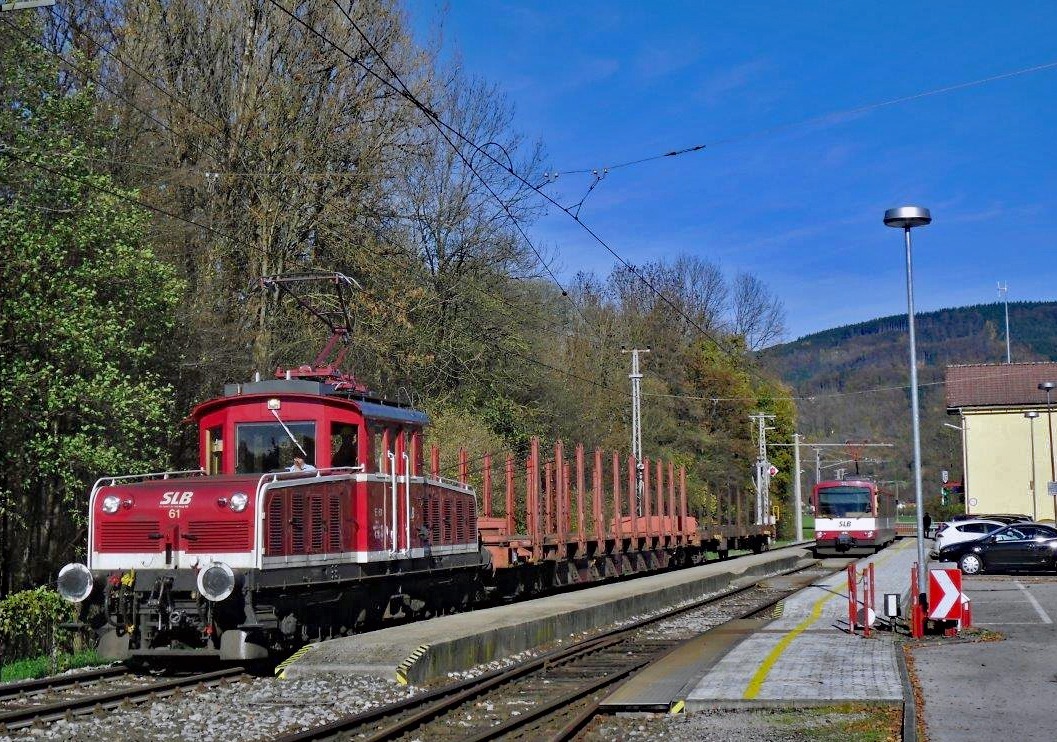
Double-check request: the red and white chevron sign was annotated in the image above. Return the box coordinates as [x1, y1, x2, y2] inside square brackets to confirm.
[929, 568, 963, 620]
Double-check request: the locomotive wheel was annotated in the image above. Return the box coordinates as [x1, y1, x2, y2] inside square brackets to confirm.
[959, 553, 983, 575]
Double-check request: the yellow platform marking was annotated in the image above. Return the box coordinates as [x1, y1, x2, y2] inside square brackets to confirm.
[275, 643, 317, 679]
[743, 541, 912, 699]
[771, 600, 785, 618]
[395, 644, 430, 686]
[669, 699, 685, 714]
[743, 590, 833, 699]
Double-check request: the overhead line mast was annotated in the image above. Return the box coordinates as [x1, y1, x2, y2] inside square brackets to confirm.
[749, 413, 777, 528]
[622, 346, 650, 516]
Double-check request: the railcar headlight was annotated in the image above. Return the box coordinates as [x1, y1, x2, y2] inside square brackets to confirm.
[57, 563, 94, 603]
[101, 495, 120, 514]
[229, 492, 248, 513]
[197, 562, 235, 602]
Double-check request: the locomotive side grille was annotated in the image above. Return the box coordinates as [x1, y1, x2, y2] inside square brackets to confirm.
[291, 492, 305, 554]
[185, 520, 251, 553]
[455, 498, 466, 542]
[328, 494, 342, 551]
[267, 495, 284, 554]
[98, 520, 162, 552]
[441, 498, 452, 543]
[309, 495, 325, 553]
[431, 496, 440, 544]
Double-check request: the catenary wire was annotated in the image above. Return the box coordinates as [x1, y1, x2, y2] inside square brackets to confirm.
[553, 59, 1057, 176]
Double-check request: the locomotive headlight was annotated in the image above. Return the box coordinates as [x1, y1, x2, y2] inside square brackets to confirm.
[101, 495, 121, 514]
[57, 563, 94, 603]
[197, 562, 235, 602]
[229, 492, 249, 513]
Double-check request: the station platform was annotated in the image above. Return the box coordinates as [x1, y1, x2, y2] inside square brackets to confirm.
[604, 536, 920, 712]
[279, 547, 806, 684]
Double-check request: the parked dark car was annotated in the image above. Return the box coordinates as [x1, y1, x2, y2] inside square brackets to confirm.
[935, 523, 1057, 575]
[949, 513, 1031, 524]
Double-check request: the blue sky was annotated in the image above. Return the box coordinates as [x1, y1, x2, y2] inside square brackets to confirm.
[409, 2, 1057, 341]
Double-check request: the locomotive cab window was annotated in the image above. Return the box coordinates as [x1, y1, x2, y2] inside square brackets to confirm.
[236, 421, 315, 473]
[206, 426, 223, 474]
[370, 425, 385, 473]
[331, 423, 360, 468]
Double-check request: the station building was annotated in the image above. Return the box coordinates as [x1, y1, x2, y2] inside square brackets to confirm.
[945, 362, 1057, 521]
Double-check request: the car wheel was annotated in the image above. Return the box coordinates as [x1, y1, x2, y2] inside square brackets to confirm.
[959, 553, 983, 575]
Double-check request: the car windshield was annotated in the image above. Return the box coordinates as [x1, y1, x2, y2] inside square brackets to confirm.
[816, 486, 872, 517]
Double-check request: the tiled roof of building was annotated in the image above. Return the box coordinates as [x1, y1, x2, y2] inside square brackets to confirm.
[946, 362, 1057, 409]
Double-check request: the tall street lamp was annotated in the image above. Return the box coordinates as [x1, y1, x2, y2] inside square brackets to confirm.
[1025, 411, 1040, 521]
[884, 205, 931, 610]
[1040, 382, 1057, 517]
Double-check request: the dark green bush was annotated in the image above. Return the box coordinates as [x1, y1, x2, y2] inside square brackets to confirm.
[0, 587, 76, 663]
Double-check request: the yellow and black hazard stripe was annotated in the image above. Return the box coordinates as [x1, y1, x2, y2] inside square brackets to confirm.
[274, 643, 317, 679]
[395, 644, 430, 686]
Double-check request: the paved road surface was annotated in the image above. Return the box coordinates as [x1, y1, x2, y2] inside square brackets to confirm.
[914, 573, 1057, 742]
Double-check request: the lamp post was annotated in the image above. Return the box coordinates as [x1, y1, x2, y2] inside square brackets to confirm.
[1025, 411, 1040, 521]
[884, 205, 931, 611]
[1040, 382, 1057, 518]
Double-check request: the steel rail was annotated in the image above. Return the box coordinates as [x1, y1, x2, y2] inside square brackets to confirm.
[0, 667, 245, 731]
[0, 665, 129, 701]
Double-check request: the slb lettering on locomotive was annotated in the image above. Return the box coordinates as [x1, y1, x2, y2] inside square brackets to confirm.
[161, 491, 194, 506]
[838, 520, 852, 528]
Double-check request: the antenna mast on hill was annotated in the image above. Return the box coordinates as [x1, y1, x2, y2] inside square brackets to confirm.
[997, 281, 1011, 363]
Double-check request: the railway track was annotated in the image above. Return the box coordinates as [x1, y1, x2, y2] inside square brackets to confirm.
[0, 665, 129, 704]
[0, 666, 246, 732]
[276, 557, 847, 742]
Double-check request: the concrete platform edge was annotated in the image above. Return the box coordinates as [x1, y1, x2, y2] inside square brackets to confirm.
[402, 554, 802, 684]
[285, 553, 802, 684]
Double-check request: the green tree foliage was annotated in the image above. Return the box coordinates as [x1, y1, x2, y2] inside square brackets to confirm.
[0, 13, 183, 591]
[0, 587, 76, 663]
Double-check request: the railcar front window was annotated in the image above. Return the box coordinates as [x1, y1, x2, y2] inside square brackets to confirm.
[236, 422, 315, 473]
[817, 487, 872, 517]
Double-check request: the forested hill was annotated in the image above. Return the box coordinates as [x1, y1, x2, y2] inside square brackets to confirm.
[759, 301, 1057, 500]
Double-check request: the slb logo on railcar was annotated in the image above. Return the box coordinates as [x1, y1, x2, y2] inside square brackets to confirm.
[160, 491, 194, 506]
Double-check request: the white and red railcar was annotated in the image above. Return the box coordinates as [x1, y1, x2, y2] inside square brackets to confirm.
[812, 478, 897, 557]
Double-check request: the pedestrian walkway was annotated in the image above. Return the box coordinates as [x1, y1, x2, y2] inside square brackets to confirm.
[679, 537, 919, 709]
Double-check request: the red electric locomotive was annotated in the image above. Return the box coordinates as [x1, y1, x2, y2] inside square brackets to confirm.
[58, 370, 487, 662]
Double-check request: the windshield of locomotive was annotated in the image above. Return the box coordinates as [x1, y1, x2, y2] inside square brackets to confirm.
[816, 486, 873, 517]
[236, 422, 315, 473]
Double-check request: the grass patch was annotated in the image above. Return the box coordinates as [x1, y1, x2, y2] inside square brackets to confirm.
[1, 649, 105, 683]
[768, 703, 902, 741]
